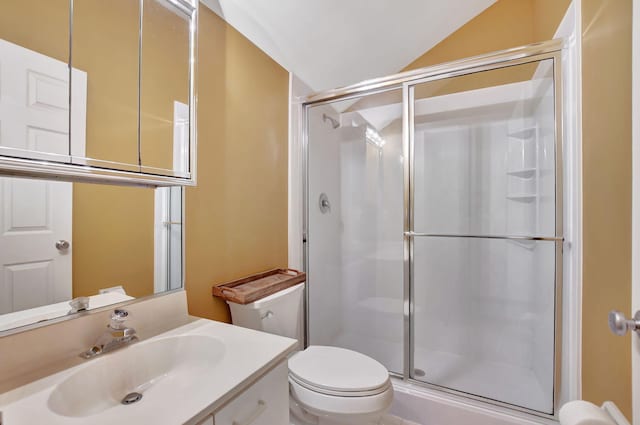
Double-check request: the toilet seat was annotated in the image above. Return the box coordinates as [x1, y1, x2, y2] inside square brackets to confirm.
[288, 346, 390, 394]
[289, 375, 394, 417]
[289, 372, 392, 397]
[287, 345, 394, 417]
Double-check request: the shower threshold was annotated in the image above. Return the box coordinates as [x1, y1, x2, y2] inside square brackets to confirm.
[331, 331, 551, 415]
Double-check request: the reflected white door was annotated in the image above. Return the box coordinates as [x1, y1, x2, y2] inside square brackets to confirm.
[0, 178, 72, 314]
[0, 38, 87, 159]
[0, 40, 82, 315]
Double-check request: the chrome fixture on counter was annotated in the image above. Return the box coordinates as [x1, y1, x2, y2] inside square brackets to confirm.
[80, 309, 138, 359]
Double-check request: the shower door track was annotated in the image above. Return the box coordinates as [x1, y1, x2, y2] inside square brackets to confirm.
[301, 38, 566, 421]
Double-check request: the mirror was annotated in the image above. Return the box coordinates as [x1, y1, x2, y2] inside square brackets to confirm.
[0, 176, 183, 332]
[140, 0, 192, 176]
[71, 0, 140, 169]
[0, 0, 196, 185]
[0, 0, 74, 163]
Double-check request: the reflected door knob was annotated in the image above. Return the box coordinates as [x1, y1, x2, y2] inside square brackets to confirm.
[608, 310, 640, 336]
[55, 240, 70, 251]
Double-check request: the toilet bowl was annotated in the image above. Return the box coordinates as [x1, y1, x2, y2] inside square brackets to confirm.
[288, 345, 393, 425]
[226, 283, 394, 425]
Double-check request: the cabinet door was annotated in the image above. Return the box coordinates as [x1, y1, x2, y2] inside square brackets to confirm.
[214, 361, 289, 425]
[140, 0, 192, 178]
[0, 1, 72, 164]
[71, 0, 140, 171]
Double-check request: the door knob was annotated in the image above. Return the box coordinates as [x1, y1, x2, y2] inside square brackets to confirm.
[55, 240, 70, 251]
[608, 310, 640, 336]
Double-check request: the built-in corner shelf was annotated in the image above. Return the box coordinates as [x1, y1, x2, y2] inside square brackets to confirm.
[507, 127, 537, 140]
[505, 124, 540, 246]
[506, 168, 537, 178]
[506, 194, 537, 203]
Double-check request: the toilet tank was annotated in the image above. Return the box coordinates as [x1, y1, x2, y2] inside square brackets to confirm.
[227, 282, 305, 349]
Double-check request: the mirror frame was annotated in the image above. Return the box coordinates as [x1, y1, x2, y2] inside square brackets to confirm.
[0, 0, 198, 188]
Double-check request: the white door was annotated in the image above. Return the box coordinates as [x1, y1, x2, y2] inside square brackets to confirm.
[0, 178, 72, 314]
[0, 38, 87, 160]
[0, 40, 86, 314]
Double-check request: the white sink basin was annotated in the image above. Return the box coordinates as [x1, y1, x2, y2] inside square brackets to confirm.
[48, 335, 225, 418]
[0, 319, 296, 425]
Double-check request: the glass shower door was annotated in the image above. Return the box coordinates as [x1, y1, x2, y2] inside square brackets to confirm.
[407, 59, 561, 414]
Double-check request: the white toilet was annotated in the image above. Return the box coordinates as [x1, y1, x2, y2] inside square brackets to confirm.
[227, 283, 394, 425]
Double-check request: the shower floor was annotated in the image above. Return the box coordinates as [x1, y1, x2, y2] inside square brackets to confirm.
[331, 331, 550, 414]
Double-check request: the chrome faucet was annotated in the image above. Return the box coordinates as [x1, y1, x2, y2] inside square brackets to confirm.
[80, 309, 138, 359]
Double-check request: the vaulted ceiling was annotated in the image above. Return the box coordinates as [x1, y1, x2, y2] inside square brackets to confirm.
[200, 0, 497, 92]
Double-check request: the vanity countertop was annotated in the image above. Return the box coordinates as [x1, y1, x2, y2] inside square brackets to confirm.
[0, 318, 297, 424]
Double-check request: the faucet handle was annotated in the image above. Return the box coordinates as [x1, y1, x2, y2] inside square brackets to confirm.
[110, 309, 130, 329]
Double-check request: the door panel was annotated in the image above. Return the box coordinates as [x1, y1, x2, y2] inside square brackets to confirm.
[4, 261, 54, 312]
[412, 237, 556, 413]
[0, 38, 87, 162]
[0, 40, 69, 160]
[0, 177, 72, 314]
[408, 59, 560, 414]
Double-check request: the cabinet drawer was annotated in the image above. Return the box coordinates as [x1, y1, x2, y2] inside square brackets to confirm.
[214, 360, 289, 425]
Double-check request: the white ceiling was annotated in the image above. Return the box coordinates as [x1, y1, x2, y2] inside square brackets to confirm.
[200, 0, 496, 92]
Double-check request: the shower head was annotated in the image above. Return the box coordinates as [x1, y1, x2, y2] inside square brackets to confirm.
[322, 113, 340, 129]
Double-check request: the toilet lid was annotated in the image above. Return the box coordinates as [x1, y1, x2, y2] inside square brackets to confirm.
[288, 346, 389, 393]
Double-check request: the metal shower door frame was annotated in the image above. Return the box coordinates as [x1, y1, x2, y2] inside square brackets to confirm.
[301, 39, 565, 420]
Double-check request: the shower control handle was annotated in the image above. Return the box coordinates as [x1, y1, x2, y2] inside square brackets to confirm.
[608, 310, 640, 336]
[319, 193, 331, 213]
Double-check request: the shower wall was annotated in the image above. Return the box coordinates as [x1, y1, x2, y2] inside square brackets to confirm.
[307, 105, 345, 345]
[338, 122, 404, 373]
[308, 95, 405, 374]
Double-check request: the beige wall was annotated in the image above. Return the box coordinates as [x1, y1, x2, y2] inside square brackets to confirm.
[0, 0, 69, 63]
[581, 0, 633, 416]
[73, 0, 140, 166]
[404, 1, 533, 71]
[403, 0, 570, 72]
[184, 8, 290, 322]
[72, 184, 155, 298]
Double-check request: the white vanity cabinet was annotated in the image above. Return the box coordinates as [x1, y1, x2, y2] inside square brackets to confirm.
[213, 360, 289, 425]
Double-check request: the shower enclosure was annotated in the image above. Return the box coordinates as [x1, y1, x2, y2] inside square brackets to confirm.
[303, 40, 563, 417]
